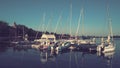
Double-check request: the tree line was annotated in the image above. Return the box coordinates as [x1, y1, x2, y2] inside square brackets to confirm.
[0, 21, 70, 43]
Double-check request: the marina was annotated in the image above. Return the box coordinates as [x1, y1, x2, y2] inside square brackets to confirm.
[0, 0, 119, 68]
[0, 38, 120, 68]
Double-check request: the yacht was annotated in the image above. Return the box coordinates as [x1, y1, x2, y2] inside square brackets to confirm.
[97, 36, 115, 53]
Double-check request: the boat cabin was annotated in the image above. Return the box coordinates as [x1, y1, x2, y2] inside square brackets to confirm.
[41, 34, 56, 42]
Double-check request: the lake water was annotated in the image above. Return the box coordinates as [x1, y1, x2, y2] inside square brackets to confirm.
[0, 38, 120, 68]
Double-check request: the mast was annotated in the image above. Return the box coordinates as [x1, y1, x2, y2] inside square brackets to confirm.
[45, 14, 52, 32]
[109, 19, 113, 42]
[13, 22, 17, 41]
[76, 0, 85, 39]
[69, 3, 72, 38]
[54, 12, 62, 33]
[42, 13, 46, 33]
[106, 0, 113, 42]
[35, 13, 45, 39]
[82, 8, 84, 36]
[81, 0, 85, 36]
[23, 26, 25, 40]
[76, 8, 83, 39]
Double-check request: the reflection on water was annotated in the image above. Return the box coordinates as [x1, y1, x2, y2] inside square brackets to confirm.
[37, 49, 115, 68]
[0, 40, 118, 68]
[13, 45, 32, 52]
[39, 51, 56, 64]
[97, 51, 114, 68]
[0, 43, 10, 53]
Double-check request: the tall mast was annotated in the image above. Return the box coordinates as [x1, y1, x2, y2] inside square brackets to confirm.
[42, 13, 46, 33]
[107, 1, 110, 36]
[54, 12, 62, 33]
[82, 8, 84, 36]
[35, 18, 42, 39]
[81, 0, 84, 36]
[106, 0, 113, 42]
[76, 8, 83, 39]
[76, 0, 84, 38]
[45, 13, 52, 32]
[35, 13, 45, 39]
[70, 3, 72, 38]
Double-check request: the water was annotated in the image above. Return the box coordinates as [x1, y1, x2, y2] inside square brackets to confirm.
[0, 38, 120, 68]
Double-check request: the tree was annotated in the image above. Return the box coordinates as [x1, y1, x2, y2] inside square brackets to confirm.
[0, 21, 9, 37]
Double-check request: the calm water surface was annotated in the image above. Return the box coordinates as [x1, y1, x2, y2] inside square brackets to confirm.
[0, 38, 120, 68]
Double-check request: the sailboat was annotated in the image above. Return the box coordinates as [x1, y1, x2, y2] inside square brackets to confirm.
[76, 20, 96, 51]
[32, 13, 57, 50]
[97, 35, 115, 53]
[97, 2, 115, 53]
[11, 23, 30, 45]
[97, 25, 115, 53]
[76, 5, 96, 45]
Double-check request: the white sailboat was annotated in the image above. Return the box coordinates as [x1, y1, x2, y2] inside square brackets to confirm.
[97, 35, 115, 53]
[97, 3, 115, 53]
[76, 5, 96, 45]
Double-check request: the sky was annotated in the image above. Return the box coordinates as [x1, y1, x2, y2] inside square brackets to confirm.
[0, 0, 120, 36]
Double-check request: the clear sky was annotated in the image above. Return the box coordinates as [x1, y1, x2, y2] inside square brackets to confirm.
[0, 0, 120, 36]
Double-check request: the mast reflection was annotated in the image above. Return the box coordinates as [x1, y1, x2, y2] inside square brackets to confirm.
[39, 50, 57, 64]
[97, 51, 115, 68]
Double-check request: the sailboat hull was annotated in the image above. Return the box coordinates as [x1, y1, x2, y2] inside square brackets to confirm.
[102, 45, 115, 53]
